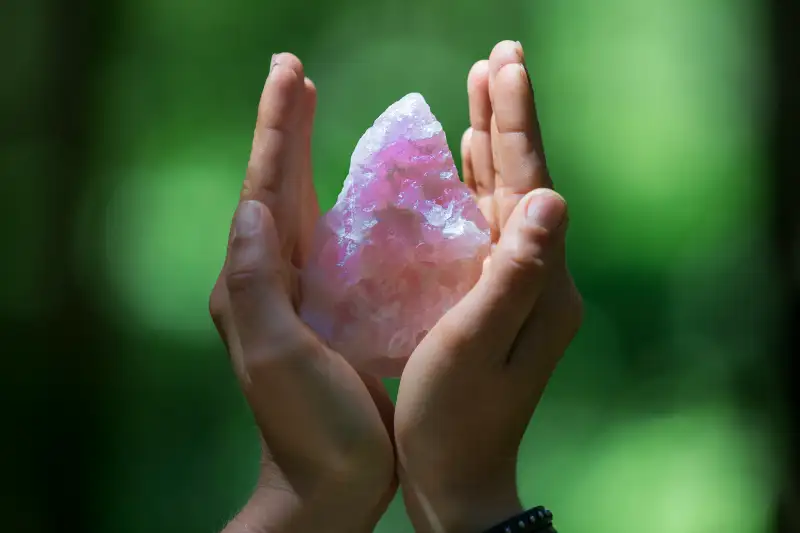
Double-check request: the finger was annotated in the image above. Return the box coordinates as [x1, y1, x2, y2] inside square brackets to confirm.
[489, 113, 502, 238]
[213, 50, 305, 337]
[244, 53, 305, 202]
[244, 53, 307, 256]
[226, 201, 300, 357]
[430, 189, 567, 363]
[224, 200, 296, 382]
[461, 127, 475, 193]
[293, 76, 320, 269]
[488, 40, 551, 229]
[467, 60, 495, 199]
[462, 127, 495, 233]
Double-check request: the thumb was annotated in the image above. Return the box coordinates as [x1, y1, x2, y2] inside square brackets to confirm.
[225, 200, 304, 358]
[438, 189, 567, 356]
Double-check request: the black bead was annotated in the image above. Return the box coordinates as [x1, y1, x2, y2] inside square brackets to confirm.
[483, 506, 553, 533]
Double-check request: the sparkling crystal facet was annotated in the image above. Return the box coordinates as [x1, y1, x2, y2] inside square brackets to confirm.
[300, 93, 491, 376]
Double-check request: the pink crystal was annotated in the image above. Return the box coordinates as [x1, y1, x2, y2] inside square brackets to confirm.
[300, 93, 491, 377]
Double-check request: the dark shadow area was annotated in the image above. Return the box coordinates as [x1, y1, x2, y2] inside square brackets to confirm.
[773, 0, 799, 530]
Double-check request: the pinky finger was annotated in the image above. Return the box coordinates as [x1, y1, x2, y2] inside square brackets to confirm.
[461, 127, 476, 193]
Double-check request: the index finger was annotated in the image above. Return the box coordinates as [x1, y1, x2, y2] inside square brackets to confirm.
[488, 41, 551, 228]
[243, 53, 306, 208]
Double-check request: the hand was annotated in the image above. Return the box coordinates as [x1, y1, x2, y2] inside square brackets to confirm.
[395, 41, 584, 532]
[209, 54, 397, 533]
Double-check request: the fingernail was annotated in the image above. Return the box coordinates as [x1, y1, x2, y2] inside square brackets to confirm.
[270, 54, 278, 72]
[522, 62, 531, 85]
[526, 189, 565, 230]
[515, 40, 525, 62]
[513, 62, 530, 84]
[235, 201, 262, 237]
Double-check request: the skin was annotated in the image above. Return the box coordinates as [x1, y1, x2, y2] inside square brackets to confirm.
[209, 41, 582, 533]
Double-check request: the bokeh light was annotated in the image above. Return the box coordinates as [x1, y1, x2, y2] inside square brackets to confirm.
[103, 143, 241, 338]
[527, 0, 767, 272]
[527, 406, 775, 533]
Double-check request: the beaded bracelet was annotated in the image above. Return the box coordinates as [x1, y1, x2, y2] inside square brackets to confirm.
[483, 506, 556, 533]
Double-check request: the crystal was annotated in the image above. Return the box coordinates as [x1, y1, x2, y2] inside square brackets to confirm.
[300, 93, 491, 377]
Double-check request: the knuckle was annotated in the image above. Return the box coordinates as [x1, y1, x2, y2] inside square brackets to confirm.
[243, 327, 315, 371]
[208, 280, 233, 351]
[496, 116, 529, 136]
[225, 267, 261, 295]
[240, 178, 253, 199]
[506, 250, 546, 279]
[522, 222, 553, 248]
[225, 241, 283, 296]
[507, 224, 552, 272]
[208, 280, 225, 319]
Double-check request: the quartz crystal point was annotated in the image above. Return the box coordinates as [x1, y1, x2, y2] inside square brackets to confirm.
[300, 93, 491, 377]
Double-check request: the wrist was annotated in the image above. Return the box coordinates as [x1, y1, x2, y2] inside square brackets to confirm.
[224, 469, 391, 533]
[402, 474, 523, 533]
[434, 496, 525, 533]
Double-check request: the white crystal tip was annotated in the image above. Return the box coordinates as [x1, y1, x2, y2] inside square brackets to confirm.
[382, 92, 430, 119]
[399, 92, 426, 105]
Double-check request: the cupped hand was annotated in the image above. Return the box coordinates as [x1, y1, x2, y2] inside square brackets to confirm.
[395, 41, 584, 533]
[209, 54, 396, 533]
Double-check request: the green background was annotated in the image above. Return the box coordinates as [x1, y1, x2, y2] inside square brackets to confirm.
[2, 0, 779, 531]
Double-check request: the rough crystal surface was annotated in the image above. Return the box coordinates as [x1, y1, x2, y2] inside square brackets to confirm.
[300, 93, 491, 377]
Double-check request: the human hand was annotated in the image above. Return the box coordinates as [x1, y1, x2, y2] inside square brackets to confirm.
[209, 54, 396, 533]
[395, 41, 584, 532]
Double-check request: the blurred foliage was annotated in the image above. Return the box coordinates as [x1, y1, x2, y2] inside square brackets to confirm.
[2, 0, 778, 531]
